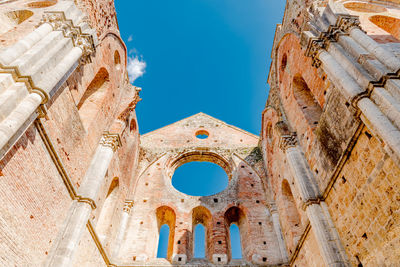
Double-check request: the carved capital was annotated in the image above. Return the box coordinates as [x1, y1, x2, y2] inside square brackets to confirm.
[305, 38, 325, 68]
[279, 133, 298, 152]
[40, 12, 95, 63]
[123, 200, 134, 213]
[267, 202, 278, 213]
[337, 15, 361, 34]
[100, 132, 122, 152]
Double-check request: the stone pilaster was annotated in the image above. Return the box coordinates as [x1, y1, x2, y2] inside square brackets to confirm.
[279, 134, 350, 266]
[268, 202, 289, 262]
[46, 133, 122, 267]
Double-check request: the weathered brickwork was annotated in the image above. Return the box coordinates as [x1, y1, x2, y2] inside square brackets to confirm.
[0, 0, 400, 266]
[325, 127, 400, 266]
[0, 125, 72, 266]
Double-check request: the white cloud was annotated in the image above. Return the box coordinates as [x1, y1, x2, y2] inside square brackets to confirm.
[127, 35, 133, 42]
[127, 55, 146, 83]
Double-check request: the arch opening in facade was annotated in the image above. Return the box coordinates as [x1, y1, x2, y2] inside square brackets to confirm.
[77, 67, 110, 132]
[156, 206, 176, 260]
[224, 206, 248, 261]
[292, 74, 322, 128]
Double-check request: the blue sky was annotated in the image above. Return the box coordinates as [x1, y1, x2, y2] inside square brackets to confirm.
[115, 0, 286, 136]
[115, 0, 285, 259]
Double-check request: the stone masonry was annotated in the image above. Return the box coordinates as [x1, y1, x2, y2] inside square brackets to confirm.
[0, 0, 399, 266]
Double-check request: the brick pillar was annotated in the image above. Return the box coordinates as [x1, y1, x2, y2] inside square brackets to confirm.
[46, 132, 121, 267]
[172, 214, 190, 264]
[210, 213, 228, 264]
[279, 134, 350, 267]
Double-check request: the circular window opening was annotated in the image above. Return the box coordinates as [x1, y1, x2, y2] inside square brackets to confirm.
[172, 162, 228, 196]
[195, 130, 209, 139]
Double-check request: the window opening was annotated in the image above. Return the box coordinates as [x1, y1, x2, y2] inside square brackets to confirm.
[194, 224, 206, 258]
[230, 224, 242, 259]
[172, 162, 228, 196]
[157, 224, 170, 258]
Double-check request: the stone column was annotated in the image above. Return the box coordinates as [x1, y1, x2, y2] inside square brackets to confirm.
[268, 203, 289, 262]
[112, 200, 134, 259]
[349, 28, 400, 72]
[46, 132, 121, 267]
[279, 134, 350, 267]
[316, 48, 400, 160]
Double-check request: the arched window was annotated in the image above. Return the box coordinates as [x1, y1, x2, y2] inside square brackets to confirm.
[77, 67, 110, 131]
[292, 74, 322, 127]
[224, 207, 247, 260]
[155, 206, 176, 260]
[281, 180, 302, 254]
[157, 224, 170, 258]
[192, 206, 212, 260]
[96, 177, 119, 242]
[194, 224, 206, 258]
[229, 224, 242, 259]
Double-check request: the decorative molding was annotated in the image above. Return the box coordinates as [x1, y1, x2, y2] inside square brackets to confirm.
[87, 220, 114, 267]
[123, 200, 134, 213]
[279, 133, 298, 152]
[305, 38, 325, 68]
[301, 197, 323, 210]
[40, 11, 95, 63]
[100, 132, 122, 152]
[305, 14, 362, 69]
[77, 196, 97, 210]
[336, 14, 362, 34]
[0, 63, 49, 104]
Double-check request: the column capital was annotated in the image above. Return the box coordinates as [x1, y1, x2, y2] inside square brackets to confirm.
[123, 200, 134, 213]
[100, 132, 122, 152]
[336, 15, 361, 34]
[40, 11, 95, 63]
[279, 133, 298, 152]
[267, 202, 278, 213]
[305, 38, 325, 68]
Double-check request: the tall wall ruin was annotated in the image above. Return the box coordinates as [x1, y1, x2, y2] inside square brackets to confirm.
[0, 0, 399, 266]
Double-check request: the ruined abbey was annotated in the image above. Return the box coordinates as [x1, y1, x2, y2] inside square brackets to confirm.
[0, 0, 400, 266]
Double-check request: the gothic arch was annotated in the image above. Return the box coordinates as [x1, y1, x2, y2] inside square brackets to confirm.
[292, 74, 322, 128]
[77, 67, 110, 131]
[224, 206, 249, 261]
[191, 206, 212, 260]
[156, 206, 177, 261]
[167, 151, 233, 180]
